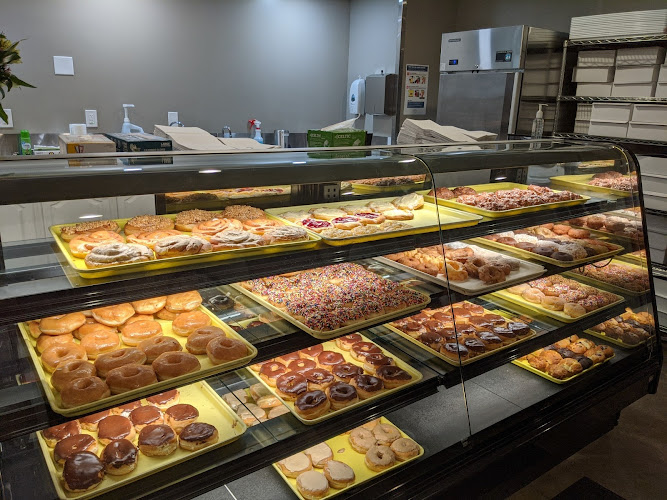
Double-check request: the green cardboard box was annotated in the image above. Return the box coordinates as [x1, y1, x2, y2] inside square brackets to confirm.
[307, 129, 367, 148]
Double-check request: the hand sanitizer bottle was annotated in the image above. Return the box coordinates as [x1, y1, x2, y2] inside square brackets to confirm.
[531, 104, 547, 139]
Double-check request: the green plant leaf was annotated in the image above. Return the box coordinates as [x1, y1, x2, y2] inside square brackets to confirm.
[5, 78, 11, 91]
[9, 75, 35, 88]
[0, 86, 5, 99]
[0, 104, 8, 124]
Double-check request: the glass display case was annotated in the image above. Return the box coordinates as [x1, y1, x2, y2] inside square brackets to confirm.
[0, 139, 661, 499]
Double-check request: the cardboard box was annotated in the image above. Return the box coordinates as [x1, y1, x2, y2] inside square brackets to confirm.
[104, 133, 173, 165]
[573, 120, 591, 134]
[626, 122, 667, 141]
[613, 65, 660, 84]
[573, 66, 614, 83]
[577, 50, 616, 67]
[591, 102, 633, 122]
[631, 104, 667, 124]
[611, 82, 657, 97]
[616, 46, 666, 66]
[307, 129, 367, 148]
[58, 134, 116, 166]
[575, 103, 593, 121]
[576, 83, 612, 97]
[588, 120, 628, 138]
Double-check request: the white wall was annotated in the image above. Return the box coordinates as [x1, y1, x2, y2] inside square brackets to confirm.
[1, 0, 351, 134]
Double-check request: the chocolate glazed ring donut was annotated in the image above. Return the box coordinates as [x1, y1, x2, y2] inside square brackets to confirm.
[327, 381, 357, 402]
[276, 372, 308, 400]
[332, 362, 363, 382]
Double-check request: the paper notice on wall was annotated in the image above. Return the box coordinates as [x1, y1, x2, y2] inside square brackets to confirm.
[403, 64, 428, 116]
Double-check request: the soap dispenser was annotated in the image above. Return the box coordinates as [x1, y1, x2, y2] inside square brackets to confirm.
[248, 119, 263, 144]
[121, 104, 144, 134]
[531, 104, 547, 139]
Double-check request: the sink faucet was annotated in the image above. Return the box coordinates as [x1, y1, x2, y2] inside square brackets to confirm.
[222, 126, 232, 138]
[169, 121, 184, 127]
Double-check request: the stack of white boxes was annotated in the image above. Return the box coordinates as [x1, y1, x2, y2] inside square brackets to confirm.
[574, 49, 616, 97]
[573, 103, 592, 134]
[612, 46, 666, 97]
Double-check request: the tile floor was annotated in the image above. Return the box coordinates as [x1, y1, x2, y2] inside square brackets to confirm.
[510, 346, 667, 500]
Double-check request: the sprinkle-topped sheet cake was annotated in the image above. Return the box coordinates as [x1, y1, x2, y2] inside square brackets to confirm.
[239, 263, 427, 333]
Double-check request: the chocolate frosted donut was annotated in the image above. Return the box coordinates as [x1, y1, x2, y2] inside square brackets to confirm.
[295, 390, 328, 411]
[138, 424, 177, 456]
[332, 362, 363, 382]
[419, 331, 444, 349]
[101, 439, 138, 475]
[276, 372, 308, 400]
[464, 338, 486, 354]
[98, 415, 134, 443]
[376, 365, 411, 381]
[288, 358, 316, 374]
[327, 381, 358, 402]
[42, 421, 81, 447]
[146, 389, 179, 409]
[508, 322, 531, 336]
[180, 422, 216, 442]
[303, 368, 335, 390]
[129, 405, 163, 429]
[165, 403, 199, 423]
[54, 434, 97, 464]
[350, 342, 382, 361]
[317, 350, 345, 370]
[350, 374, 384, 399]
[363, 353, 393, 373]
[63, 452, 105, 492]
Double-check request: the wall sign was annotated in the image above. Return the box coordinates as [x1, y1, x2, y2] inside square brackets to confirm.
[403, 64, 428, 116]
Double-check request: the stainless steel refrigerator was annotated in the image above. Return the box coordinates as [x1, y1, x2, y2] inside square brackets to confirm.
[437, 25, 567, 139]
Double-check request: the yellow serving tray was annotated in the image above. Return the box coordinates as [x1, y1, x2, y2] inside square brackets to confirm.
[471, 236, 624, 268]
[272, 416, 423, 499]
[512, 353, 614, 384]
[247, 334, 423, 425]
[421, 182, 590, 218]
[617, 251, 647, 267]
[19, 306, 257, 416]
[382, 308, 536, 367]
[350, 181, 426, 194]
[564, 259, 650, 297]
[550, 174, 633, 198]
[38, 381, 246, 500]
[583, 328, 647, 349]
[50, 213, 321, 279]
[231, 283, 430, 340]
[266, 199, 481, 247]
[492, 287, 625, 324]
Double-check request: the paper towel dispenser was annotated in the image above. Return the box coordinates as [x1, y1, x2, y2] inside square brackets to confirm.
[365, 73, 398, 116]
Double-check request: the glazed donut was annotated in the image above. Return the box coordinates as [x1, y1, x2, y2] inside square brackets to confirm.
[206, 336, 248, 364]
[391, 437, 420, 461]
[75, 323, 116, 341]
[60, 376, 110, 408]
[349, 427, 377, 453]
[332, 362, 363, 383]
[106, 364, 158, 394]
[350, 342, 382, 361]
[137, 335, 182, 364]
[80, 330, 120, 359]
[365, 445, 396, 472]
[152, 351, 201, 380]
[303, 368, 335, 391]
[317, 351, 345, 371]
[325, 381, 359, 410]
[40, 313, 87, 336]
[185, 326, 225, 355]
[36, 333, 75, 353]
[94, 348, 147, 378]
[541, 296, 565, 311]
[323, 460, 355, 489]
[127, 230, 184, 249]
[157, 309, 179, 321]
[69, 231, 125, 258]
[564, 302, 587, 318]
[41, 343, 88, 372]
[522, 288, 545, 304]
[373, 423, 401, 445]
[275, 372, 308, 401]
[478, 264, 506, 284]
[278, 452, 313, 478]
[122, 315, 155, 328]
[350, 374, 384, 399]
[165, 291, 203, 313]
[120, 320, 163, 346]
[259, 361, 287, 386]
[131, 296, 167, 315]
[171, 310, 211, 336]
[191, 218, 243, 240]
[51, 360, 96, 392]
[294, 390, 331, 420]
[92, 303, 136, 327]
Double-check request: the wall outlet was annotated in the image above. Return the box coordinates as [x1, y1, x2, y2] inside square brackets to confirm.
[85, 109, 98, 128]
[322, 183, 339, 201]
[168, 111, 179, 126]
[0, 109, 13, 128]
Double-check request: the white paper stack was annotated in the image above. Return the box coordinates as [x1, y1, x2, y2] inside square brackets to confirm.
[153, 125, 278, 151]
[570, 10, 667, 40]
[397, 119, 496, 145]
